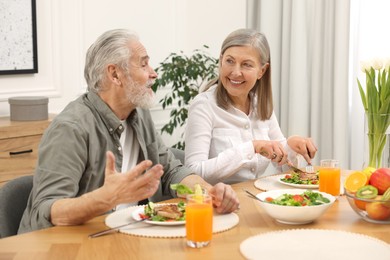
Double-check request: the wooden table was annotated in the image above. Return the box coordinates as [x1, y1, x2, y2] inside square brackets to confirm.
[0, 180, 389, 259]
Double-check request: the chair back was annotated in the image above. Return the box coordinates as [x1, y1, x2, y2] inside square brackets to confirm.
[0, 175, 33, 238]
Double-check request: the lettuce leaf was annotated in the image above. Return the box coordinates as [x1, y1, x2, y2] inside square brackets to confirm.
[170, 183, 194, 195]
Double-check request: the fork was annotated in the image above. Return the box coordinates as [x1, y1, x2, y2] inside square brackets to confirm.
[306, 164, 315, 173]
[89, 218, 148, 238]
[243, 189, 263, 202]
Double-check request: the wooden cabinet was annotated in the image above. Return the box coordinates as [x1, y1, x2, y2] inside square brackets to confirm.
[0, 115, 55, 186]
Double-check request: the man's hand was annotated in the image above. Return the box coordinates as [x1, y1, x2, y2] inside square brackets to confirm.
[51, 151, 164, 226]
[179, 175, 240, 214]
[102, 151, 164, 205]
[209, 183, 240, 214]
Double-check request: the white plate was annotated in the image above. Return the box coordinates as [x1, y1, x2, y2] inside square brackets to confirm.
[277, 177, 319, 189]
[106, 206, 239, 238]
[240, 229, 390, 260]
[132, 204, 185, 226]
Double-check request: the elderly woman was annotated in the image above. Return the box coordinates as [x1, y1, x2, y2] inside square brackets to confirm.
[185, 28, 317, 185]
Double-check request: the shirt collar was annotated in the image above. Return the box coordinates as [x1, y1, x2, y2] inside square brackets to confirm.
[86, 91, 124, 135]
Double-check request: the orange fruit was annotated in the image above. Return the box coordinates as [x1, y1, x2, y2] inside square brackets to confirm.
[344, 171, 369, 192]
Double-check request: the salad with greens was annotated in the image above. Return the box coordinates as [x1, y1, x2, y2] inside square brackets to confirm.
[280, 171, 319, 185]
[142, 201, 186, 222]
[265, 190, 330, 206]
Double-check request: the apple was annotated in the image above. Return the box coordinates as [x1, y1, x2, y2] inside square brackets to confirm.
[369, 168, 390, 195]
[366, 201, 390, 220]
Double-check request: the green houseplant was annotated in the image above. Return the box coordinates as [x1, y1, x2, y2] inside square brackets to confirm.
[152, 46, 218, 149]
[357, 59, 390, 168]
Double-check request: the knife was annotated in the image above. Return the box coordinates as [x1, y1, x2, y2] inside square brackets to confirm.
[89, 218, 148, 238]
[286, 161, 307, 174]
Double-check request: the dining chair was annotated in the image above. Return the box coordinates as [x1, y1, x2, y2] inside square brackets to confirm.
[0, 175, 33, 238]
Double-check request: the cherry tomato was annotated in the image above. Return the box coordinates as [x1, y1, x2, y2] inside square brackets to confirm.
[138, 213, 148, 219]
[266, 197, 274, 202]
[292, 195, 304, 203]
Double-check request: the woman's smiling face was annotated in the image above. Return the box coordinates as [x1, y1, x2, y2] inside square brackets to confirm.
[219, 45, 266, 101]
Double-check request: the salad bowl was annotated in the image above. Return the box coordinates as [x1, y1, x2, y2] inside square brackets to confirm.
[255, 189, 335, 225]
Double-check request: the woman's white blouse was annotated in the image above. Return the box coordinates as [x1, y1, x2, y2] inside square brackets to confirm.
[184, 85, 296, 185]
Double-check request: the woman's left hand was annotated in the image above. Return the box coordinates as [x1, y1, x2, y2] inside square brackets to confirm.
[287, 136, 317, 164]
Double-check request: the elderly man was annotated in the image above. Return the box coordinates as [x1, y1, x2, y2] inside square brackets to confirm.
[18, 29, 239, 233]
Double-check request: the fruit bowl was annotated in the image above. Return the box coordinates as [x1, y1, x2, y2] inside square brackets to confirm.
[255, 189, 335, 225]
[345, 189, 390, 224]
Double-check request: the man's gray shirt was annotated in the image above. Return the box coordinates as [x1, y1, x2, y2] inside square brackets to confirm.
[18, 91, 192, 233]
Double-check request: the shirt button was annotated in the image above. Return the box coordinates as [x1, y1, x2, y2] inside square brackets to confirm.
[251, 168, 255, 172]
[118, 147, 122, 151]
[119, 125, 123, 130]
[245, 125, 249, 129]
[109, 128, 113, 132]
[248, 155, 252, 159]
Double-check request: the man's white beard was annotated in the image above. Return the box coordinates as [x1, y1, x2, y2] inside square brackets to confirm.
[126, 80, 156, 109]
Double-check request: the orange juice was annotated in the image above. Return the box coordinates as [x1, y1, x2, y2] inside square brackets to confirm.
[319, 165, 341, 196]
[186, 194, 213, 248]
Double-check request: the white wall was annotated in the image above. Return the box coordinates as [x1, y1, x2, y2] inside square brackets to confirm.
[0, 0, 247, 146]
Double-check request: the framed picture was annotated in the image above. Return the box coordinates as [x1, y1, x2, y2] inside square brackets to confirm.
[0, 0, 38, 75]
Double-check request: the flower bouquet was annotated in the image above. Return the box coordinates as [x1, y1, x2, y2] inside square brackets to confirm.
[357, 59, 390, 168]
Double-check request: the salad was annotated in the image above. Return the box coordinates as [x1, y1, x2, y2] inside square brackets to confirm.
[141, 201, 186, 222]
[280, 171, 319, 185]
[265, 190, 330, 206]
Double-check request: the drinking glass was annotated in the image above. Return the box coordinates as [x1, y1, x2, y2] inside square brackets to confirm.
[319, 159, 341, 196]
[185, 194, 213, 248]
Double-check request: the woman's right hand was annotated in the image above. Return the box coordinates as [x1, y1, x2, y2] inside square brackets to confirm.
[287, 136, 317, 164]
[253, 140, 288, 165]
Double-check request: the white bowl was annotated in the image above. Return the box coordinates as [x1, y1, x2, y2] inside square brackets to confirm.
[256, 189, 335, 225]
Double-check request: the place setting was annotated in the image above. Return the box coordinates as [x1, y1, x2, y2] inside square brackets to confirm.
[254, 159, 346, 196]
[90, 184, 240, 242]
[102, 203, 239, 238]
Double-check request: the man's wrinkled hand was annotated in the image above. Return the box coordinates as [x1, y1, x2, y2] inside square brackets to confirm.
[209, 183, 240, 214]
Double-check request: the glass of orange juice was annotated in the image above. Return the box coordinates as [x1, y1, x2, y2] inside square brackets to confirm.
[319, 159, 341, 196]
[185, 193, 213, 248]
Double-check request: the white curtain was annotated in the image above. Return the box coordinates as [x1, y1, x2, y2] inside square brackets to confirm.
[247, 0, 351, 168]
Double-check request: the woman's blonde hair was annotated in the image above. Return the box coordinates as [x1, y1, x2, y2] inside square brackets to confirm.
[203, 28, 273, 120]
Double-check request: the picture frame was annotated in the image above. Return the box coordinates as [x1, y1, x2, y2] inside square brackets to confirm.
[0, 0, 38, 75]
